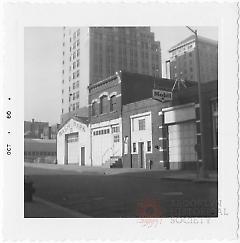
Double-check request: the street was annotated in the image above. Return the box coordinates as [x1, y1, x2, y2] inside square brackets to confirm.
[25, 165, 218, 218]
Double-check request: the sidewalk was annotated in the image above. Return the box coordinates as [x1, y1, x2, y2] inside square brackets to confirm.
[24, 197, 90, 218]
[160, 170, 218, 183]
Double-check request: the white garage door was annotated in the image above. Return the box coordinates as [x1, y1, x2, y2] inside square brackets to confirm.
[67, 132, 79, 164]
[168, 122, 197, 162]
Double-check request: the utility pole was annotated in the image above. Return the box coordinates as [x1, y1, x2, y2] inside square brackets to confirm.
[186, 26, 209, 179]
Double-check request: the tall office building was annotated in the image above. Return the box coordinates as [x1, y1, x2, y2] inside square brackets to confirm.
[168, 35, 218, 83]
[61, 27, 162, 123]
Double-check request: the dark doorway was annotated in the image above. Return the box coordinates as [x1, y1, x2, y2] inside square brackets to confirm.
[81, 147, 85, 166]
[138, 142, 144, 168]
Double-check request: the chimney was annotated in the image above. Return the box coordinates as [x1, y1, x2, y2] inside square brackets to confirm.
[32, 118, 35, 123]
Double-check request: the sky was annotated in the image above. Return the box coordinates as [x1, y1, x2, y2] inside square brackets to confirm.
[24, 26, 218, 125]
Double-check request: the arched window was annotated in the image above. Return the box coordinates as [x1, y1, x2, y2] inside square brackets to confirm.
[100, 95, 108, 114]
[110, 95, 117, 112]
[92, 101, 97, 116]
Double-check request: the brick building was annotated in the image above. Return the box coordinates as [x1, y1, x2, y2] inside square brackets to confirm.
[122, 79, 217, 170]
[57, 71, 217, 170]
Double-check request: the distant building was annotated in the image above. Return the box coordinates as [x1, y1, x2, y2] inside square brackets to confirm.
[24, 138, 57, 163]
[168, 35, 218, 83]
[24, 119, 60, 139]
[61, 27, 162, 123]
[49, 123, 61, 139]
[24, 119, 49, 139]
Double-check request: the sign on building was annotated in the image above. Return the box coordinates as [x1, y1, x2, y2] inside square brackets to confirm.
[152, 89, 172, 102]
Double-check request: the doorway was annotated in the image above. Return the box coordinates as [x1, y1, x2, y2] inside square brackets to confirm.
[81, 146, 85, 166]
[138, 142, 144, 168]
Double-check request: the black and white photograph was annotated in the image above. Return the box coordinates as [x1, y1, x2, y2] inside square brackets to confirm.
[24, 26, 218, 218]
[2, 1, 238, 241]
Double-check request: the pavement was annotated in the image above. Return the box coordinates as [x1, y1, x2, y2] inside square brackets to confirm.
[24, 162, 217, 183]
[25, 196, 90, 218]
[24, 163, 218, 218]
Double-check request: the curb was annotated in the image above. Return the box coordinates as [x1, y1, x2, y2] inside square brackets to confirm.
[161, 177, 217, 183]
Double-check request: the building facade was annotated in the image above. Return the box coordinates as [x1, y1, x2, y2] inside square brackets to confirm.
[168, 35, 218, 83]
[61, 27, 162, 123]
[57, 117, 90, 166]
[57, 72, 217, 170]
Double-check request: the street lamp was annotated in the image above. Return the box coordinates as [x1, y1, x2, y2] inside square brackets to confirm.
[186, 26, 209, 179]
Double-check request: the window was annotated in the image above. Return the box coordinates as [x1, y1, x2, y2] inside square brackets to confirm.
[92, 101, 97, 116]
[76, 102, 79, 109]
[147, 141, 152, 152]
[110, 95, 117, 112]
[77, 59, 80, 67]
[76, 81, 79, 88]
[138, 119, 146, 131]
[112, 126, 120, 133]
[99, 95, 108, 114]
[132, 143, 136, 153]
[76, 91, 79, 99]
[114, 135, 120, 143]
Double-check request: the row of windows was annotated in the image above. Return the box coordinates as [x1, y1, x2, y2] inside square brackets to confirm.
[72, 102, 79, 111]
[92, 95, 117, 116]
[72, 91, 79, 100]
[93, 128, 110, 136]
[70, 29, 80, 42]
[70, 49, 80, 61]
[72, 60, 80, 70]
[171, 45, 194, 56]
[72, 70, 80, 79]
[24, 151, 56, 156]
[67, 137, 78, 143]
[70, 40, 80, 51]
[92, 126, 120, 136]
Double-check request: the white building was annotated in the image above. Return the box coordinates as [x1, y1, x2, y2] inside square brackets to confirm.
[91, 118, 122, 167]
[57, 117, 90, 166]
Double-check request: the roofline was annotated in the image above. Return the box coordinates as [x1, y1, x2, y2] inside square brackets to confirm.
[88, 71, 122, 91]
[58, 116, 89, 131]
[169, 35, 218, 53]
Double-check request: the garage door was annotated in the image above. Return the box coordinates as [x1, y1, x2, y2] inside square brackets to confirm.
[168, 122, 197, 163]
[67, 132, 79, 164]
